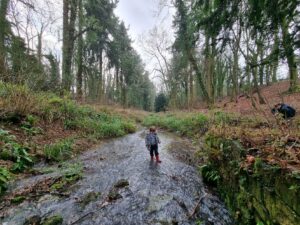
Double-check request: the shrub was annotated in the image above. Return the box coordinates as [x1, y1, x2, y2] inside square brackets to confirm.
[0, 82, 37, 116]
[212, 111, 236, 125]
[10, 144, 33, 172]
[155, 93, 168, 112]
[44, 139, 73, 162]
[0, 129, 33, 172]
[200, 164, 221, 185]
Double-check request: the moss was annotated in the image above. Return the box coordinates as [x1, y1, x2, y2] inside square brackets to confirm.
[24, 215, 41, 225]
[79, 192, 101, 208]
[50, 173, 81, 191]
[203, 137, 300, 225]
[108, 189, 122, 201]
[41, 215, 63, 225]
[11, 196, 26, 204]
[114, 179, 129, 188]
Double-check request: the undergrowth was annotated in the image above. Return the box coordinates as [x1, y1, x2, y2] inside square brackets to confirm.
[0, 167, 11, 196]
[0, 82, 136, 140]
[44, 139, 74, 162]
[0, 129, 33, 173]
[143, 113, 209, 137]
[0, 82, 137, 196]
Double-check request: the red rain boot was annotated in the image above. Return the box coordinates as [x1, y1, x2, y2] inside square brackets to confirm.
[151, 156, 154, 161]
[155, 155, 162, 163]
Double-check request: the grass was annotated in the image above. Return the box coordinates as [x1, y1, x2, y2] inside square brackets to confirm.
[44, 139, 74, 162]
[0, 82, 136, 134]
[0, 82, 137, 196]
[143, 113, 209, 137]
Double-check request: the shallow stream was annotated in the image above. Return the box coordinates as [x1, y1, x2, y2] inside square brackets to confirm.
[0, 130, 232, 225]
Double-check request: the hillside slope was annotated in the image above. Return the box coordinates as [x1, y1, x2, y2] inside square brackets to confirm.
[216, 81, 300, 117]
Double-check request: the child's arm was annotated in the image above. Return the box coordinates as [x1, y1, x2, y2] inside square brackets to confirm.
[145, 134, 150, 149]
[157, 136, 161, 144]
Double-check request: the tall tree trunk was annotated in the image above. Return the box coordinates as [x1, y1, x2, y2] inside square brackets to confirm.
[281, 17, 298, 92]
[98, 48, 103, 101]
[210, 38, 216, 104]
[189, 63, 194, 108]
[258, 42, 264, 86]
[266, 65, 271, 86]
[186, 48, 211, 104]
[62, 0, 78, 91]
[252, 53, 266, 104]
[76, 0, 83, 99]
[204, 36, 215, 104]
[45, 54, 59, 90]
[184, 69, 189, 108]
[115, 66, 120, 101]
[37, 33, 42, 64]
[232, 27, 241, 102]
[0, 0, 9, 78]
[272, 33, 279, 83]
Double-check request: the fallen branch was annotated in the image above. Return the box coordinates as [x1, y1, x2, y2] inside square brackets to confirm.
[188, 193, 208, 219]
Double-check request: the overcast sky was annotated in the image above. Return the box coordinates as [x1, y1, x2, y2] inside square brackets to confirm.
[115, 0, 174, 85]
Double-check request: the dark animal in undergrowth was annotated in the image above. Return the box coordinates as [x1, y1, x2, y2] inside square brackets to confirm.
[271, 103, 296, 119]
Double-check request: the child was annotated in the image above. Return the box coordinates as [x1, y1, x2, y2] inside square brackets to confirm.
[145, 127, 161, 163]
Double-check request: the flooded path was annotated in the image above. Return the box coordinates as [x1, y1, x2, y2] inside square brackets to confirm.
[1, 130, 232, 225]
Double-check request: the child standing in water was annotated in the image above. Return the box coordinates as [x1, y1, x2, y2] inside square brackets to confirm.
[145, 127, 161, 163]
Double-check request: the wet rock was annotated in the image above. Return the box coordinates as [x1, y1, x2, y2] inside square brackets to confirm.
[113, 179, 129, 188]
[41, 215, 63, 225]
[108, 189, 122, 201]
[23, 215, 41, 225]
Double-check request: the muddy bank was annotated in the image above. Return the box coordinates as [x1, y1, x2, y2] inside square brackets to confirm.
[0, 130, 232, 225]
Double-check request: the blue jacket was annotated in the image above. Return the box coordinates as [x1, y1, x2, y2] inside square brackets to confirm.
[145, 132, 160, 146]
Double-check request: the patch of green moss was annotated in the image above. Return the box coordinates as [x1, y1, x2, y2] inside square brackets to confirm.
[114, 179, 129, 188]
[11, 196, 26, 204]
[203, 137, 300, 225]
[79, 192, 101, 208]
[41, 215, 63, 225]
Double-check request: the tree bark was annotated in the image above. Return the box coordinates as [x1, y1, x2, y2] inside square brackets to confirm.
[62, 0, 78, 91]
[189, 63, 194, 108]
[272, 33, 279, 83]
[186, 48, 211, 104]
[232, 25, 241, 102]
[97, 48, 103, 100]
[76, 0, 83, 99]
[251, 52, 266, 104]
[281, 18, 298, 92]
[258, 42, 264, 86]
[0, 0, 9, 78]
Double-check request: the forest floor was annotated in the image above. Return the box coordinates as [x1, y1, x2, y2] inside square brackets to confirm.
[143, 81, 300, 173]
[215, 80, 300, 116]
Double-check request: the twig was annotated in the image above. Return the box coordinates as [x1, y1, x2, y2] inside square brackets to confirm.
[70, 198, 111, 224]
[70, 211, 94, 225]
[188, 193, 208, 219]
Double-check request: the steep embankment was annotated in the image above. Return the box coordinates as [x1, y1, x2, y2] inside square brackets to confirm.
[216, 80, 300, 116]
